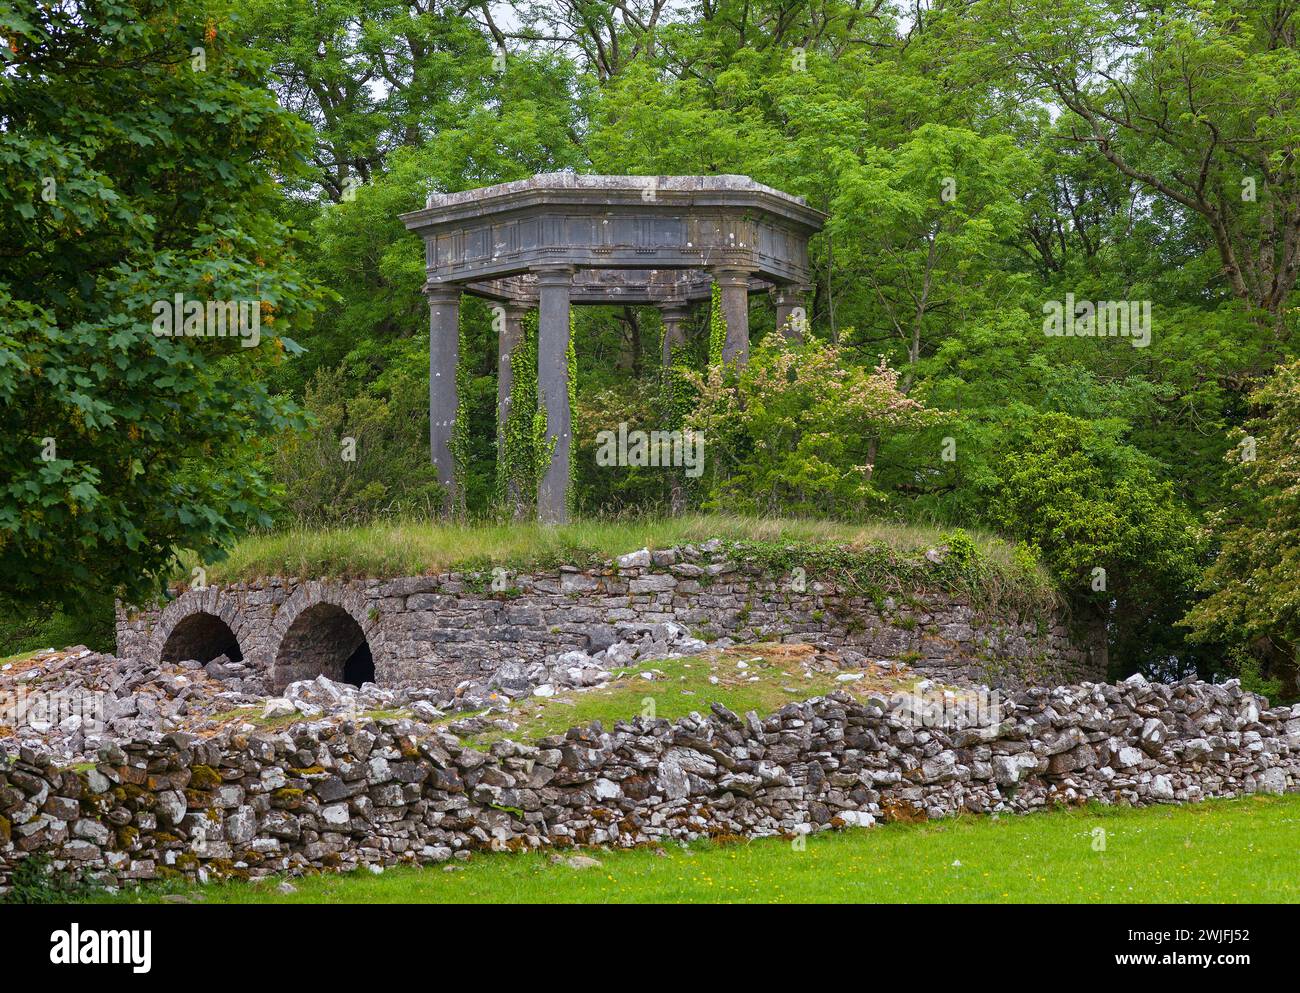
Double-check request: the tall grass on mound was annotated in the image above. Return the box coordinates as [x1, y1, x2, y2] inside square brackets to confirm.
[179, 515, 1057, 620]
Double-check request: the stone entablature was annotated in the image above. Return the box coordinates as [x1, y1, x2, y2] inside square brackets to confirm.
[117, 546, 1104, 695]
[400, 173, 824, 292]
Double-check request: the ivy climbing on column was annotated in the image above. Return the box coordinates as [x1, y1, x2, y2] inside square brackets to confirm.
[658, 319, 697, 514]
[497, 309, 544, 518]
[708, 282, 726, 368]
[567, 310, 578, 517]
[448, 304, 471, 518]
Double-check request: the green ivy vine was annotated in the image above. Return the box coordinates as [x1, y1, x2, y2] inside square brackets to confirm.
[708, 281, 726, 367]
[497, 310, 545, 515]
[494, 308, 578, 517]
[566, 310, 578, 514]
[448, 303, 471, 516]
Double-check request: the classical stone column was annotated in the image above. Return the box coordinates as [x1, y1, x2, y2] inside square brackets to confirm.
[772, 283, 811, 341]
[714, 267, 754, 366]
[426, 283, 460, 511]
[659, 303, 689, 367]
[535, 266, 574, 525]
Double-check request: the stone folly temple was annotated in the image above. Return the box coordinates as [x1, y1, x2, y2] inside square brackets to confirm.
[399, 173, 826, 523]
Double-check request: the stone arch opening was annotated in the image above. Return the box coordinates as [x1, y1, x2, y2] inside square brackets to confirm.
[160, 611, 244, 666]
[274, 602, 374, 691]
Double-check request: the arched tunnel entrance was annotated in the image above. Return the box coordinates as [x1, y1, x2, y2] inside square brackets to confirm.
[274, 602, 375, 692]
[160, 611, 243, 666]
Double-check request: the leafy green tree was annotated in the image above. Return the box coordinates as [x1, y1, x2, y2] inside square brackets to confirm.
[959, 0, 1300, 340]
[830, 123, 1038, 385]
[237, 0, 503, 199]
[506, 0, 673, 82]
[0, 0, 321, 606]
[1184, 361, 1300, 693]
[989, 413, 1202, 675]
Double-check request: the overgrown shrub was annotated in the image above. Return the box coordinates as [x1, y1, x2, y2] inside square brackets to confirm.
[685, 334, 942, 516]
[989, 412, 1203, 680]
[1230, 648, 1285, 704]
[573, 378, 677, 515]
[1184, 360, 1300, 695]
[270, 366, 444, 525]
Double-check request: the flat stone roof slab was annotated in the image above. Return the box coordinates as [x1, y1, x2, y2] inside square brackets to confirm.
[400, 172, 825, 294]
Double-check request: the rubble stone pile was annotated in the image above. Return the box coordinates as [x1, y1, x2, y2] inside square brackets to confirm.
[0, 621, 715, 767]
[1, 670, 1294, 893]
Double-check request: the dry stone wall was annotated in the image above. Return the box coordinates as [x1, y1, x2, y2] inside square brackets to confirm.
[0, 674, 1294, 892]
[116, 544, 1105, 694]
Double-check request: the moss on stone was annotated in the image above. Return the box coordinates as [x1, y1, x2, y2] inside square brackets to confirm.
[271, 788, 305, 809]
[79, 791, 112, 815]
[188, 765, 223, 790]
[204, 858, 247, 880]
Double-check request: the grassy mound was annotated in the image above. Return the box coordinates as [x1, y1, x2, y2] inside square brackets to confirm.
[181, 514, 1057, 618]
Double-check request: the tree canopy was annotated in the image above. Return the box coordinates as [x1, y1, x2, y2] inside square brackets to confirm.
[1, 0, 321, 606]
[6, 0, 1300, 686]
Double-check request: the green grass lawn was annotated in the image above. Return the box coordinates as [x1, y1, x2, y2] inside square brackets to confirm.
[99, 795, 1300, 904]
